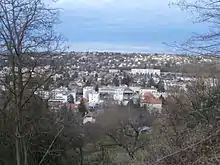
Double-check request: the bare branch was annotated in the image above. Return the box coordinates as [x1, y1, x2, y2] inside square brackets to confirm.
[151, 128, 220, 165]
[38, 125, 64, 165]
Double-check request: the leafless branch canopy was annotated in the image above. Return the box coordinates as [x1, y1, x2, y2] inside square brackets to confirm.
[0, 0, 63, 54]
[170, 0, 220, 55]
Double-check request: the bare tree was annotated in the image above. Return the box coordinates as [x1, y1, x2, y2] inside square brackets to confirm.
[144, 79, 220, 165]
[154, 1, 220, 163]
[0, 0, 65, 165]
[170, 0, 220, 55]
[93, 105, 156, 164]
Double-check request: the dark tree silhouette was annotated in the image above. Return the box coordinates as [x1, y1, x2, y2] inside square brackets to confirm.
[94, 84, 99, 92]
[67, 94, 74, 104]
[122, 75, 132, 86]
[157, 80, 165, 92]
[147, 77, 156, 88]
[82, 77, 86, 83]
[113, 76, 120, 86]
[0, 0, 64, 165]
[95, 73, 98, 79]
[78, 99, 88, 117]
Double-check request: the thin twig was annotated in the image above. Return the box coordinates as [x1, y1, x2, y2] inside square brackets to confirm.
[38, 125, 64, 165]
[151, 132, 220, 165]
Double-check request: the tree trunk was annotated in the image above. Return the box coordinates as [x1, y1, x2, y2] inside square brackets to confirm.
[12, 55, 23, 165]
[15, 126, 21, 165]
[79, 146, 83, 165]
[23, 140, 28, 165]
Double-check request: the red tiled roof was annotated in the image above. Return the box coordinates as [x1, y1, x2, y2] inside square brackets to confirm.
[81, 98, 88, 101]
[141, 92, 162, 104]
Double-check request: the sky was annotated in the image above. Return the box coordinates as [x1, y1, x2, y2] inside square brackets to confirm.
[48, 0, 207, 53]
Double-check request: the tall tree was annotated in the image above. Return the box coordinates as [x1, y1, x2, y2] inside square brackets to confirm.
[113, 75, 119, 86]
[67, 94, 74, 104]
[0, 0, 64, 165]
[94, 84, 99, 92]
[147, 77, 156, 88]
[78, 99, 88, 117]
[157, 80, 165, 92]
[122, 75, 132, 86]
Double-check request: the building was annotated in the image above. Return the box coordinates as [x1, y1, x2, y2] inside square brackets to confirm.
[88, 92, 100, 107]
[99, 86, 117, 95]
[140, 92, 162, 113]
[50, 93, 67, 103]
[109, 69, 120, 73]
[50, 87, 69, 99]
[35, 90, 50, 100]
[139, 88, 157, 96]
[113, 87, 134, 105]
[123, 87, 134, 100]
[113, 88, 124, 103]
[83, 116, 96, 124]
[131, 68, 160, 75]
[129, 86, 142, 93]
[83, 86, 94, 99]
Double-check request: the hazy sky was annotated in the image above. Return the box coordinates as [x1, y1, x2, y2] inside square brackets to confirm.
[49, 0, 207, 53]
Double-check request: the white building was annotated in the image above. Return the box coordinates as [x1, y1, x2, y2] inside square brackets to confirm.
[99, 86, 117, 95]
[88, 92, 100, 106]
[129, 86, 142, 93]
[35, 90, 50, 99]
[83, 86, 94, 99]
[145, 103, 162, 113]
[113, 88, 124, 102]
[139, 88, 157, 96]
[83, 116, 96, 124]
[109, 69, 120, 73]
[113, 87, 134, 105]
[48, 93, 67, 103]
[131, 69, 160, 75]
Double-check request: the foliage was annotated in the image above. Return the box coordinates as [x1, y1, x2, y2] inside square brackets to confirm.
[94, 84, 99, 92]
[147, 77, 156, 88]
[113, 76, 120, 86]
[67, 94, 74, 104]
[78, 99, 88, 117]
[122, 75, 132, 86]
[157, 80, 165, 92]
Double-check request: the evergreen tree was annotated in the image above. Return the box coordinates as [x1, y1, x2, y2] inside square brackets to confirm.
[94, 84, 99, 92]
[113, 76, 120, 86]
[122, 75, 132, 86]
[141, 79, 146, 87]
[67, 94, 74, 104]
[82, 77, 86, 83]
[95, 73, 98, 79]
[157, 80, 165, 92]
[147, 77, 156, 88]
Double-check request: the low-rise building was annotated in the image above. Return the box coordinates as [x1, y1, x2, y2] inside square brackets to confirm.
[83, 86, 94, 99]
[109, 69, 120, 73]
[140, 92, 162, 113]
[131, 68, 160, 75]
[88, 92, 100, 106]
